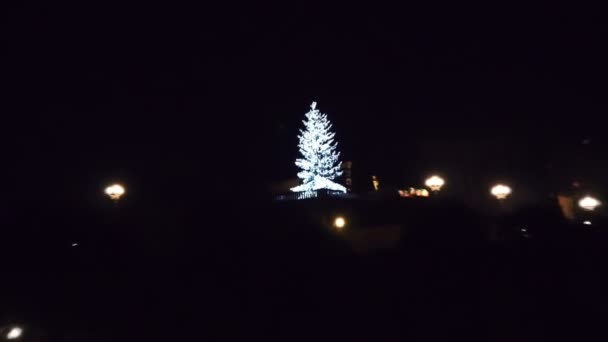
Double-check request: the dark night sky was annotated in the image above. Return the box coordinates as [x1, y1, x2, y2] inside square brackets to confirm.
[2, 3, 608, 208]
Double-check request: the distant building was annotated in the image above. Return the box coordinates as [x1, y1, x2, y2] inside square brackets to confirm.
[398, 188, 429, 198]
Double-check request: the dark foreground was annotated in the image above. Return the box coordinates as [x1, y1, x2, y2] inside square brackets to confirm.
[1, 198, 607, 341]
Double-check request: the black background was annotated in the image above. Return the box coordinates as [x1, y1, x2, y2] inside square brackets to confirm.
[3, 3, 608, 208]
[2, 3, 608, 341]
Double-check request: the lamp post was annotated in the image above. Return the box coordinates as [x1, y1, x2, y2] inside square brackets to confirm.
[103, 184, 126, 259]
[578, 196, 600, 211]
[489, 184, 511, 241]
[5, 326, 23, 340]
[491, 184, 511, 201]
[105, 184, 126, 202]
[425, 175, 445, 193]
[333, 216, 346, 230]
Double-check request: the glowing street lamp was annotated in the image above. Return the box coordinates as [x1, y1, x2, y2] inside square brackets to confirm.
[425, 175, 445, 192]
[333, 216, 346, 230]
[491, 184, 511, 200]
[579, 196, 600, 211]
[6, 326, 23, 340]
[105, 184, 126, 202]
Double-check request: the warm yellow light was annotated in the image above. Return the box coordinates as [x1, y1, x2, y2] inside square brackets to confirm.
[491, 184, 511, 200]
[579, 196, 600, 211]
[425, 175, 445, 192]
[415, 189, 430, 197]
[334, 216, 346, 229]
[105, 184, 126, 201]
[6, 327, 23, 340]
[372, 176, 380, 191]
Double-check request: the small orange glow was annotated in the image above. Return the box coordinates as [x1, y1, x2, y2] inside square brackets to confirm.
[372, 176, 380, 191]
[415, 189, 429, 197]
[398, 188, 429, 198]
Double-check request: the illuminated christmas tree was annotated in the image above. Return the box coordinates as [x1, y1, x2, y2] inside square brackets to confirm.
[291, 102, 347, 193]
